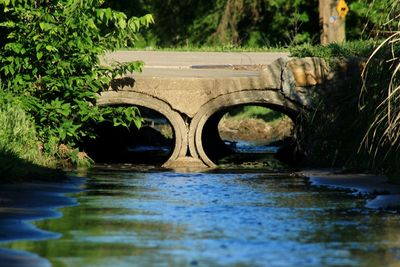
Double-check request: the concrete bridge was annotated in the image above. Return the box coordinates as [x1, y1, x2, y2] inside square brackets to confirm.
[98, 51, 331, 168]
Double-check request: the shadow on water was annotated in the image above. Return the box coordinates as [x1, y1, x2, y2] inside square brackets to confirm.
[216, 140, 293, 172]
[199, 104, 305, 169]
[0, 149, 63, 182]
[79, 106, 175, 166]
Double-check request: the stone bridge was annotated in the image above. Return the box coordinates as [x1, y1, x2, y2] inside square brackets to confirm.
[98, 52, 332, 168]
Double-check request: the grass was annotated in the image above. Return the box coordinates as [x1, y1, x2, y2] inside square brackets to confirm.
[0, 103, 57, 167]
[359, 26, 400, 179]
[224, 106, 286, 122]
[0, 92, 64, 182]
[122, 40, 378, 56]
[121, 44, 288, 53]
[289, 40, 377, 63]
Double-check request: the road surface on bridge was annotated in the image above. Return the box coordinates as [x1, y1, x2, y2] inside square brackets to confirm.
[103, 51, 290, 77]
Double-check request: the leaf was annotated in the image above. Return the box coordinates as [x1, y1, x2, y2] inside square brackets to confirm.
[105, 8, 112, 22]
[0, 21, 15, 28]
[37, 51, 43, 59]
[1, 0, 11, 6]
[112, 117, 121, 127]
[118, 18, 126, 29]
[36, 43, 42, 52]
[45, 45, 56, 52]
[96, 9, 105, 21]
[133, 117, 142, 129]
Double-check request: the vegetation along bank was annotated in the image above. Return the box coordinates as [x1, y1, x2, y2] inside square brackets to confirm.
[0, 0, 153, 181]
[0, 0, 398, 181]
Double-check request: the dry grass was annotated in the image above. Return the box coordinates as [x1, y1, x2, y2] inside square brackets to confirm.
[360, 9, 400, 160]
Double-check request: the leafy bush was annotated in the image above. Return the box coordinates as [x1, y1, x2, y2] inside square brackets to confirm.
[0, 0, 153, 148]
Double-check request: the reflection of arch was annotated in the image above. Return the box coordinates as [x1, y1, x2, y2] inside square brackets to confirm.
[97, 91, 188, 166]
[189, 90, 300, 167]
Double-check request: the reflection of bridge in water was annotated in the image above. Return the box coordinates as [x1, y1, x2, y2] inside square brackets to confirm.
[98, 52, 331, 168]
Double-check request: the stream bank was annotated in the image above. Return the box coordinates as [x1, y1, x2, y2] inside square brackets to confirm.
[303, 170, 400, 211]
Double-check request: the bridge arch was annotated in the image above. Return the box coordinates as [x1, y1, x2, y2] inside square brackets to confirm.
[97, 91, 188, 166]
[188, 90, 300, 167]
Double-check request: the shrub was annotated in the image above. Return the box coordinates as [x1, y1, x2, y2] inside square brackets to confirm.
[0, 0, 153, 148]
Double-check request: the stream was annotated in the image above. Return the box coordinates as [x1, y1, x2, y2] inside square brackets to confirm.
[0, 143, 400, 267]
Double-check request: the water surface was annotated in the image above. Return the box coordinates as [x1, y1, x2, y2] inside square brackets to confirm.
[1, 166, 400, 267]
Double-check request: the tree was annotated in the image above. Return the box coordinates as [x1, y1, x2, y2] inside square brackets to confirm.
[108, 0, 319, 47]
[0, 0, 153, 149]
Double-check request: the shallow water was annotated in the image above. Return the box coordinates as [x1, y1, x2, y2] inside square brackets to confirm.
[1, 165, 400, 267]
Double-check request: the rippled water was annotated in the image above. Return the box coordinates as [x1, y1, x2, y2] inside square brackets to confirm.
[1, 165, 400, 267]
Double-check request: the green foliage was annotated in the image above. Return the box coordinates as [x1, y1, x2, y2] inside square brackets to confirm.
[108, 0, 319, 47]
[290, 41, 376, 61]
[0, 0, 153, 147]
[294, 0, 400, 177]
[107, 0, 396, 48]
[347, 0, 400, 39]
[226, 106, 285, 122]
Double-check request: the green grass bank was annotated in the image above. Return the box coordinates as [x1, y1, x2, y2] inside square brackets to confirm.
[0, 94, 64, 182]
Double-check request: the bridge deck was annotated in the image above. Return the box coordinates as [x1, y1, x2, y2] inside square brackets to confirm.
[103, 51, 289, 78]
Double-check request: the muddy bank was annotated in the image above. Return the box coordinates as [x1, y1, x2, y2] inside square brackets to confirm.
[303, 170, 400, 211]
[219, 117, 293, 142]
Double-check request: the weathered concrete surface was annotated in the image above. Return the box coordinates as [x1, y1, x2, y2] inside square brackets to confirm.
[102, 51, 290, 68]
[98, 52, 331, 168]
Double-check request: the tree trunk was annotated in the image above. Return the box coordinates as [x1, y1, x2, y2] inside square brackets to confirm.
[319, 0, 346, 44]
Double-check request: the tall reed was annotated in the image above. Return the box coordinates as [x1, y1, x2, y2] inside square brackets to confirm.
[360, 1, 400, 173]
